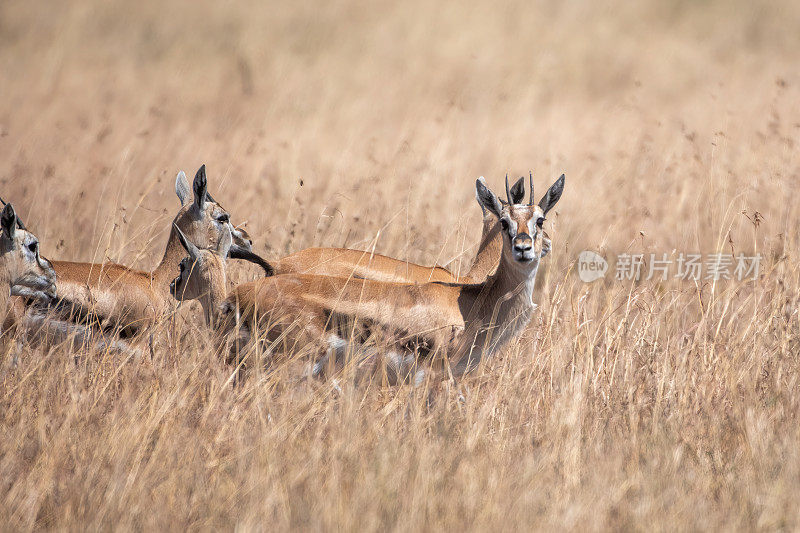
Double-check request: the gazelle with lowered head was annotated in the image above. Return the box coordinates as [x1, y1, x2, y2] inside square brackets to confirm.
[174, 174, 564, 383]
[36, 165, 267, 342]
[1, 202, 57, 318]
[270, 176, 549, 284]
[0, 202, 57, 361]
[169, 223, 232, 328]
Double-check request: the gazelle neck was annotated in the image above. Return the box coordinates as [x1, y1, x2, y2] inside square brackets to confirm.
[0, 259, 12, 314]
[454, 247, 541, 376]
[0, 285, 9, 320]
[152, 228, 186, 291]
[493, 251, 539, 299]
[199, 265, 227, 328]
[465, 214, 501, 281]
[481, 251, 539, 331]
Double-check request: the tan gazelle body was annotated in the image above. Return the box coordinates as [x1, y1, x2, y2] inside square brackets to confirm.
[43, 165, 267, 338]
[271, 176, 551, 284]
[173, 174, 564, 382]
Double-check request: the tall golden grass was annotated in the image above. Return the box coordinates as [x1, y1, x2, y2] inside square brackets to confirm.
[2, 0, 800, 529]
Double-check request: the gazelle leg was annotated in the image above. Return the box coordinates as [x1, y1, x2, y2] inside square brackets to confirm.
[312, 334, 348, 378]
[21, 314, 142, 357]
[8, 338, 22, 368]
[382, 348, 422, 385]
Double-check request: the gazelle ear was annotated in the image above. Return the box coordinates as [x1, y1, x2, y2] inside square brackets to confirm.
[217, 227, 233, 258]
[193, 165, 207, 210]
[175, 171, 190, 206]
[1, 203, 17, 241]
[173, 223, 201, 260]
[509, 177, 525, 204]
[1, 197, 27, 230]
[475, 177, 503, 218]
[538, 174, 565, 215]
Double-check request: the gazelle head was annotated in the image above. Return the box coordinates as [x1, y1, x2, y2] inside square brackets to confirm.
[169, 222, 231, 306]
[475, 173, 565, 269]
[0, 202, 57, 302]
[174, 165, 272, 274]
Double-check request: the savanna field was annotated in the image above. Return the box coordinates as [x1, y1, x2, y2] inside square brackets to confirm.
[2, 0, 800, 529]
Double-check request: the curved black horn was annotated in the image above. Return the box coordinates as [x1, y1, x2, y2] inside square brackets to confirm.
[504, 174, 511, 204]
[528, 171, 535, 205]
[228, 246, 275, 277]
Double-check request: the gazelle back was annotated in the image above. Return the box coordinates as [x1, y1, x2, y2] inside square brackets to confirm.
[270, 176, 530, 284]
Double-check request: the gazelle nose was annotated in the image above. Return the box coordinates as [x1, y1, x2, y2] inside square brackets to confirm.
[513, 234, 533, 252]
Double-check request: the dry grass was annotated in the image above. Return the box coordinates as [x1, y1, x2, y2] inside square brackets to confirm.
[2, 0, 800, 529]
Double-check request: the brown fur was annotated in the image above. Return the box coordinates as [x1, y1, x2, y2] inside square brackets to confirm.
[272, 212, 497, 283]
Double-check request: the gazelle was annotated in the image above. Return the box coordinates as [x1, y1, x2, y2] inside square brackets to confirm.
[0, 202, 56, 359]
[174, 174, 564, 383]
[169, 223, 232, 328]
[270, 176, 551, 284]
[1, 202, 57, 315]
[39, 165, 267, 339]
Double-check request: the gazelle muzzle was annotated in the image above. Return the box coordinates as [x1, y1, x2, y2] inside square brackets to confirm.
[11, 256, 57, 302]
[512, 233, 535, 262]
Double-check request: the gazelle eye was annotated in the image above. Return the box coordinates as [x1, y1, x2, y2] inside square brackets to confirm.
[28, 241, 38, 254]
[216, 214, 230, 224]
[536, 217, 545, 228]
[500, 219, 509, 231]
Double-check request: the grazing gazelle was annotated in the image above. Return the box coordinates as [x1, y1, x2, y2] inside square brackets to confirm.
[0, 202, 57, 313]
[270, 176, 550, 284]
[0, 202, 57, 358]
[175, 174, 564, 382]
[40, 165, 267, 339]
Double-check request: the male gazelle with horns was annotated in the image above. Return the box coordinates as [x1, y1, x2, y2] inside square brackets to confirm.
[30, 165, 267, 346]
[270, 176, 550, 284]
[172, 174, 564, 383]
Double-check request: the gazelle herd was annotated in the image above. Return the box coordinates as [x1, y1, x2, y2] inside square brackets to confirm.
[2, 167, 564, 389]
